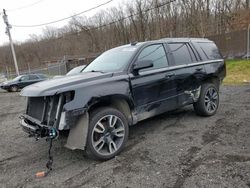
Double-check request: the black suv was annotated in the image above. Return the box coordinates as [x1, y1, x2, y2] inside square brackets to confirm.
[19, 38, 226, 160]
[0, 74, 47, 92]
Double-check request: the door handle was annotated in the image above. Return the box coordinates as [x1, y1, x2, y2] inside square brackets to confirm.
[195, 67, 203, 71]
[165, 73, 175, 78]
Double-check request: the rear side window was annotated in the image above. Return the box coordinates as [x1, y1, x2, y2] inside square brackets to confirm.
[168, 43, 193, 65]
[38, 74, 47, 79]
[29, 75, 39, 80]
[137, 44, 168, 71]
[197, 42, 222, 60]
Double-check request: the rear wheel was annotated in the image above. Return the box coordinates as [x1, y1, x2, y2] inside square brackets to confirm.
[10, 85, 18, 92]
[85, 107, 129, 160]
[193, 83, 219, 116]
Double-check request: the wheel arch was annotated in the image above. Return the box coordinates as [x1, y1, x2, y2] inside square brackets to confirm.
[203, 76, 220, 90]
[88, 94, 135, 125]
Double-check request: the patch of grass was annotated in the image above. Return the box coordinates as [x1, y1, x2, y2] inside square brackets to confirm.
[223, 60, 250, 85]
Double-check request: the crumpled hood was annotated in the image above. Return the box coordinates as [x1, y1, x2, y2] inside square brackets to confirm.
[20, 72, 113, 97]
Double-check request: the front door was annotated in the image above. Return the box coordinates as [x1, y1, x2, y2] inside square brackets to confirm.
[19, 75, 30, 88]
[129, 43, 177, 121]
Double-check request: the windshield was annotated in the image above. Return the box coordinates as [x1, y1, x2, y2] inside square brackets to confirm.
[13, 75, 22, 81]
[67, 65, 86, 76]
[83, 46, 138, 73]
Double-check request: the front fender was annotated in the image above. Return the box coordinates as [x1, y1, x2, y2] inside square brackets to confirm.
[64, 75, 133, 150]
[63, 75, 132, 112]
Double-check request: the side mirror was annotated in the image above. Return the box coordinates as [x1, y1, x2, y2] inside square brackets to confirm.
[133, 60, 153, 74]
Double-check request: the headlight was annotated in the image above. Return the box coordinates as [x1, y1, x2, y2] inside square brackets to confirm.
[64, 91, 75, 103]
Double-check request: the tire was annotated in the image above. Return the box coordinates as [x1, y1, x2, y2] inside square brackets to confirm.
[10, 85, 18, 92]
[85, 107, 129, 160]
[193, 83, 219, 116]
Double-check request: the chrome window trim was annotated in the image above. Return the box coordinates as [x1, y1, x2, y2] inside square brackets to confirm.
[139, 59, 224, 76]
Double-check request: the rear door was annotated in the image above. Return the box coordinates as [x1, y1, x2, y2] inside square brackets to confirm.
[129, 43, 178, 121]
[167, 42, 206, 107]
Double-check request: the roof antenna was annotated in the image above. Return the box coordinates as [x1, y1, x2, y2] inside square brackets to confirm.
[130, 41, 138, 46]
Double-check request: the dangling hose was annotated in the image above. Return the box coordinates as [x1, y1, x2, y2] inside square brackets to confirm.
[36, 128, 58, 178]
[46, 138, 53, 172]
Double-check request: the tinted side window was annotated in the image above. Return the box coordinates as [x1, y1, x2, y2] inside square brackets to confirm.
[186, 44, 198, 62]
[29, 75, 39, 80]
[198, 42, 222, 60]
[38, 74, 47, 79]
[168, 43, 193, 65]
[20, 76, 29, 81]
[137, 44, 168, 71]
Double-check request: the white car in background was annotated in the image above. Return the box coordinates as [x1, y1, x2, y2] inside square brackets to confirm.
[53, 65, 86, 79]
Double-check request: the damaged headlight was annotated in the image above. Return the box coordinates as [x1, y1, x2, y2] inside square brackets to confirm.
[64, 91, 75, 103]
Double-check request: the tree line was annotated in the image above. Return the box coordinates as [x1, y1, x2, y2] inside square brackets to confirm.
[0, 0, 249, 74]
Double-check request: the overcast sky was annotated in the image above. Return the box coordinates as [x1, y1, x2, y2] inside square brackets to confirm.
[0, 0, 126, 46]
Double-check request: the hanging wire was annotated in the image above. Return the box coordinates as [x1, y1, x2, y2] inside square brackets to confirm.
[7, 0, 45, 12]
[11, 0, 114, 27]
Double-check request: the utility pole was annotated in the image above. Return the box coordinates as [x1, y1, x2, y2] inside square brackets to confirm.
[2, 9, 19, 76]
[247, 24, 250, 60]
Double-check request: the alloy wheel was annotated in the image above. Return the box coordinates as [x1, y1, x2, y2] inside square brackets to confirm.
[11, 85, 18, 92]
[204, 87, 218, 113]
[91, 115, 125, 156]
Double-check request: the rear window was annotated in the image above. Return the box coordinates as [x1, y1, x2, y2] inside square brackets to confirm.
[197, 42, 222, 60]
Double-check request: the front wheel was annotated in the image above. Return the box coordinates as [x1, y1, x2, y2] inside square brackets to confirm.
[85, 107, 129, 160]
[193, 83, 219, 116]
[10, 85, 19, 92]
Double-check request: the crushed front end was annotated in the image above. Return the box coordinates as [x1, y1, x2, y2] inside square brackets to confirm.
[20, 92, 75, 139]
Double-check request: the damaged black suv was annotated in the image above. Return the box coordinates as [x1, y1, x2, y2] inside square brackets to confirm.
[20, 38, 226, 160]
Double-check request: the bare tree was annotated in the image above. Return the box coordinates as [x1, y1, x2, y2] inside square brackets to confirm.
[1, 0, 250, 74]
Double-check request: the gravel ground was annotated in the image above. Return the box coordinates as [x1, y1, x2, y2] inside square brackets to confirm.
[0, 85, 250, 188]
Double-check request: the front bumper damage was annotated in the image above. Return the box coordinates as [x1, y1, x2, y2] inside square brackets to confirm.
[20, 94, 65, 138]
[19, 92, 89, 150]
[20, 114, 58, 139]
